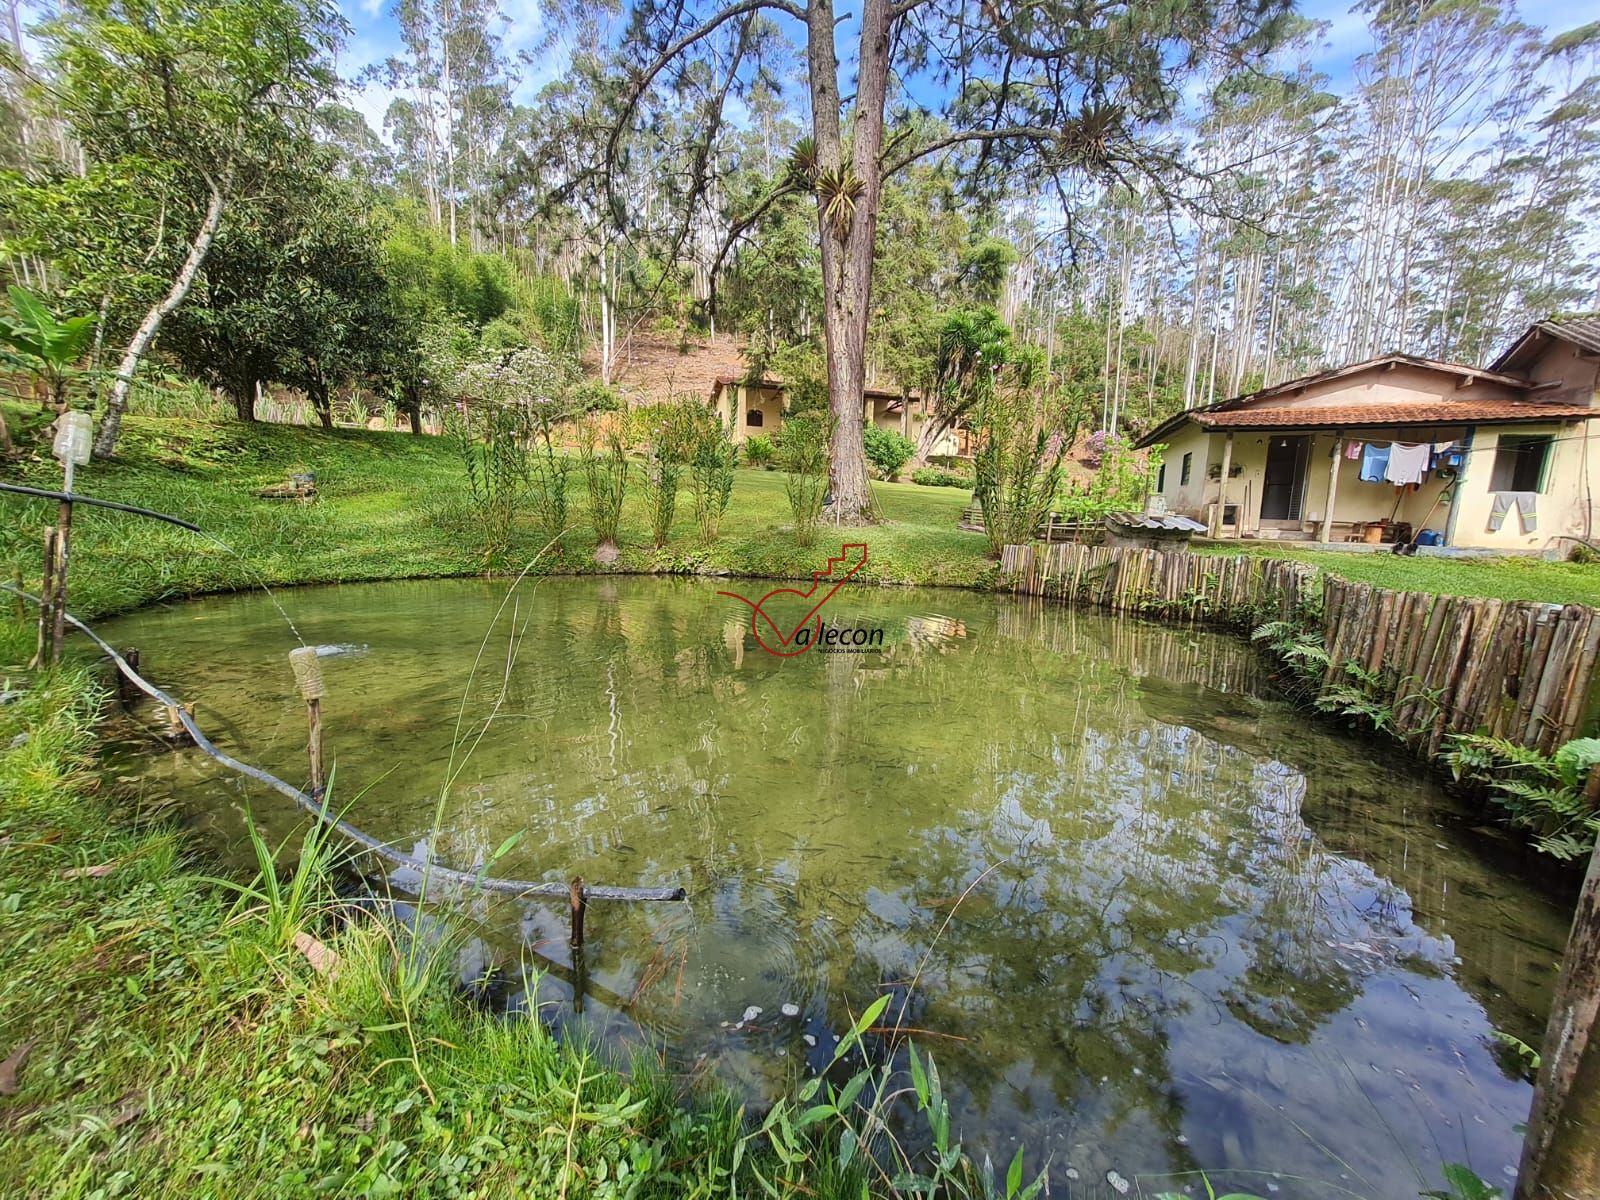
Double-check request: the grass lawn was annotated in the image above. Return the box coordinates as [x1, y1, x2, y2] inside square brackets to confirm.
[1194, 541, 1600, 608]
[0, 404, 993, 630]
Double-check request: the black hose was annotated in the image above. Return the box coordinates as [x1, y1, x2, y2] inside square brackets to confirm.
[0, 482, 203, 532]
[1, 582, 685, 904]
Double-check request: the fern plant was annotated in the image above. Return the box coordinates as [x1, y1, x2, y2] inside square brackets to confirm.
[1444, 734, 1600, 859]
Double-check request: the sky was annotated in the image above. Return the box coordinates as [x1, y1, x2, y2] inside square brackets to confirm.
[332, 0, 1591, 143]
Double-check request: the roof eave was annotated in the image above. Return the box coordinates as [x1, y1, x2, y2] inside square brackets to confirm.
[1195, 411, 1597, 433]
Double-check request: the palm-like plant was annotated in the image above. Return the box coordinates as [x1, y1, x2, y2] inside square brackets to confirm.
[933, 306, 1012, 405]
[0, 286, 96, 413]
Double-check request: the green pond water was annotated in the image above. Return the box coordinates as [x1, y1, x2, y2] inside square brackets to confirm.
[100, 577, 1575, 1198]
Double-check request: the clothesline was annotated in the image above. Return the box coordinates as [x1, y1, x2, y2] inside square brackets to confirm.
[1349, 438, 1459, 487]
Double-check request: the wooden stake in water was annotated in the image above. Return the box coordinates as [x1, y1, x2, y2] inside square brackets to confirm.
[287, 646, 326, 796]
[569, 875, 588, 1013]
[1515, 781, 1600, 1200]
[569, 876, 587, 949]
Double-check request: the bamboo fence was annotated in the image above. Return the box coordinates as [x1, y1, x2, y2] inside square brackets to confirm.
[1000, 543, 1600, 757]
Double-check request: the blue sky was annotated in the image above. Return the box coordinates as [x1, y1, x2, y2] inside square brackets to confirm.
[332, 0, 1585, 140]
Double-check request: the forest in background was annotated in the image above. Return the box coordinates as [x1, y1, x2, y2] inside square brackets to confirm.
[0, 0, 1596, 458]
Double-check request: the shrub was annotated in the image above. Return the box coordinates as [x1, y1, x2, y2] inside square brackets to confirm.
[779, 411, 831, 546]
[911, 467, 969, 487]
[441, 396, 525, 568]
[638, 403, 697, 548]
[1083, 429, 1114, 467]
[578, 420, 629, 557]
[863, 425, 915, 480]
[973, 402, 1064, 554]
[686, 407, 738, 540]
[744, 433, 776, 469]
[568, 379, 624, 415]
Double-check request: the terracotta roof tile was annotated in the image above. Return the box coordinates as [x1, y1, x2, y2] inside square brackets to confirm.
[1195, 401, 1598, 429]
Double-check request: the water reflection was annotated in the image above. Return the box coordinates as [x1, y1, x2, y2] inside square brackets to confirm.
[100, 579, 1572, 1198]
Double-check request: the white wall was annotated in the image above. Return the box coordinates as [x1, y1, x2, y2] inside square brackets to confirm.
[1155, 424, 1212, 519]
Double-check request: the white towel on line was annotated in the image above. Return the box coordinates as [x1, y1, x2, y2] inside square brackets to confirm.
[1384, 442, 1431, 486]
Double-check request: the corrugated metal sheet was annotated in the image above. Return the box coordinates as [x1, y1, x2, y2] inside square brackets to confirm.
[1104, 512, 1207, 532]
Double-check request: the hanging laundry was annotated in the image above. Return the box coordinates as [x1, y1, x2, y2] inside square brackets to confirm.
[1344, 440, 1363, 460]
[1359, 443, 1390, 482]
[1488, 492, 1538, 533]
[1385, 442, 1430, 486]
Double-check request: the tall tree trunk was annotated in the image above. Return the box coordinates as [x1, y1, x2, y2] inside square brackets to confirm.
[912, 409, 956, 465]
[806, 0, 886, 524]
[93, 181, 226, 458]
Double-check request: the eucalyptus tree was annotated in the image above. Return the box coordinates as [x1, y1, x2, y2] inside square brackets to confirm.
[33, 0, 346, 457]
[374, 0, 521, 248]
[546, 0, 1292, 521]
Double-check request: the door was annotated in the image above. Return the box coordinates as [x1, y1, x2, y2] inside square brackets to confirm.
[1260, 436, 1310, 523]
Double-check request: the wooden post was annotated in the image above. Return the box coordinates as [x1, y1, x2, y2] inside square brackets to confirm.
[1515, 792, 1600, 1200]
[568, 875, 587, 949]
[117, 648, 140, 708]
[33, 526, 57, 669]
[1320, 434, 1343, 544]
[49, 462, 76, 664]
[287, 646, 327, 796]
[1212, 433, 1235, 538]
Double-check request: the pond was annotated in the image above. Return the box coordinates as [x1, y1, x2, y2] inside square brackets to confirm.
[100, 577, 1573, 1198]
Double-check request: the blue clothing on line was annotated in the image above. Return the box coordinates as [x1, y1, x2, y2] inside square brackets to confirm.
[1359, 442, 1390, 483]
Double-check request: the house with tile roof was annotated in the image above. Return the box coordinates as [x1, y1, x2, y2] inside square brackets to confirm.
[709, 375, 973, 460]
[1135, 316, 1600, 553]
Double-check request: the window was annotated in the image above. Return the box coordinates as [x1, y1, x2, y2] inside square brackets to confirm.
[1157, 463, 1167, 492]
[746, 409, 764, 428]
[1490, 434, 1551, 492]
[1180, 452, 1193, 486]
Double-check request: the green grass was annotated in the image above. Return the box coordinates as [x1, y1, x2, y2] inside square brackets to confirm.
[0, 404, 993, 627]
[1195, 541, 1600, 608]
